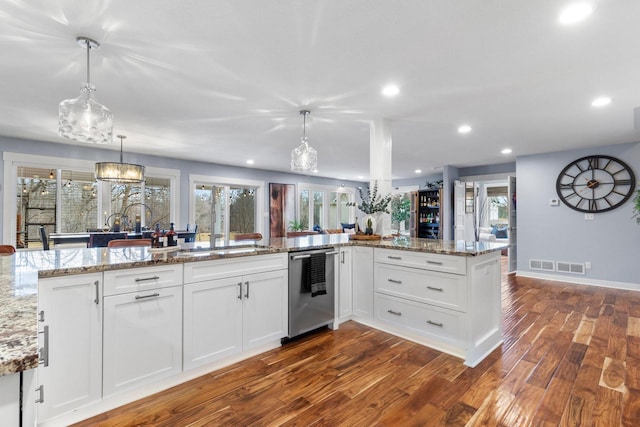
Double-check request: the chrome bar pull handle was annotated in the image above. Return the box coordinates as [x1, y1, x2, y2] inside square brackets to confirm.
[38, 325, 49, 367]
[427, 320, 444, 327]
[134, 275, 160, 282]
[237, 282, 243, 300]
[426, 286, 443, 292]
[35, 385, 44, 404]
[94, 280, 100, 304]
[135, 292, 160, 300]
[387, 278, 402, 284]
[244, 281, 250, 299]
[387, 309, 402, 316]
[38, 310, 44, 322]
[325, 251, 339, 256]
[291, 254, 311, 260]
[341, 251, 345, 264]
[387, 255, 402, 260]
[426, 260, 443, 266]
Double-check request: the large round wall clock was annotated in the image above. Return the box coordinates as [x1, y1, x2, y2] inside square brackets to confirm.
[556, 155, 636, 213]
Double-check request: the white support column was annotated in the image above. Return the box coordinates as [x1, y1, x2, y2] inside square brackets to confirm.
[370, 119, 393, 235]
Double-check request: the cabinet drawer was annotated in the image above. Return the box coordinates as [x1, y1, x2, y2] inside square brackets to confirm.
[184, 253, 287, 284]
[374, 264, 467, 312]
[374, 293, 464, 347]
[375, 248, 466, 275]
[103, 264, 183, 296]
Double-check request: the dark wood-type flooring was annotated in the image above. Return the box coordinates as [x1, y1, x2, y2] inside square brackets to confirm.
[75, 258, 640, 426]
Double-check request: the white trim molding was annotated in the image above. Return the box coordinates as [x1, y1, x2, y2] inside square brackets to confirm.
[516, 270, 640, 292]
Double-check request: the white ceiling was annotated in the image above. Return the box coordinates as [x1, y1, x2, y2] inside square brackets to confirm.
[1, 0, 639, 180]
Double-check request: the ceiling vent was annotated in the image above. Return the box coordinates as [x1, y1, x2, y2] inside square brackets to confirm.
[529, 259, 555, 271]
[556, 261, 585, 275]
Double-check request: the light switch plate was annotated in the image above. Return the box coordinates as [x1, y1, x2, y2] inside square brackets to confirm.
[550, 198, 559, 206]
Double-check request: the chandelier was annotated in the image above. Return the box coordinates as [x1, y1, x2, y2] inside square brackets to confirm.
[95, 135, 145, 183]
[291, 110, 318, 172]
[59, 36, 113, 144]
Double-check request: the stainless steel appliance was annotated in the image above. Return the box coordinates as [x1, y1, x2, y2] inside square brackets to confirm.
[287, 247, 338, 339]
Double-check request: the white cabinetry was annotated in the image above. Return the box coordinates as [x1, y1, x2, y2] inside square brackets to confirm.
[338, 247, 352, 321]
[183, 254, 287, 370]
[352, 246, 374, 320]
[37, 273, 103, 422]
[102, 265, 183, 397]
[372, 248, 501, 367]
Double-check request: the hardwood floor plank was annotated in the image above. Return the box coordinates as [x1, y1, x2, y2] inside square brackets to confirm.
[72, 262, 640, 427]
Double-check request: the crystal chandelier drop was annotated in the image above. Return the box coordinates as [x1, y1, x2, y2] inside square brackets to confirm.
[95, 135, 145, 183]
[291, 110, 318, 172]
[59, 37, 113, 144]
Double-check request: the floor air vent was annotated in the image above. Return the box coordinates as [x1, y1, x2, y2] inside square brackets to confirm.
[529, 259, 555, 271]
[556, 261, 585, 275]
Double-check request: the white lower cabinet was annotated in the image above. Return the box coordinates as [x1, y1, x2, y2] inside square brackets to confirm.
[37, 273, 103, 423]
[338, 247, 353, 321]
[352, 246, 374, 320]
[183, 255, 288, 371]
[102, 285, 183, 397]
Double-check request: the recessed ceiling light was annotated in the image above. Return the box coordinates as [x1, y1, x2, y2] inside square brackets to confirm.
[357, 175, 364, 180]
[559, 2, 594, 25]
[414, 169, 422, 174]
[591, 96, 612, 107]
[381, 84, 400, 97]
[312, 169, 318, 173]
[458, 124, 472, 134]
[246, 159, 254, 165]
[501, 148, 512, 155]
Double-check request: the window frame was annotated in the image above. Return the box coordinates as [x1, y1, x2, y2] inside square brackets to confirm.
[188, 174, 265, 241]
[297, 182, 355, 230]
[3, 152, 180, 247]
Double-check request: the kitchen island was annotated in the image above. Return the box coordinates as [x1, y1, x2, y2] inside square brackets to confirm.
[0, 235, 506, 426]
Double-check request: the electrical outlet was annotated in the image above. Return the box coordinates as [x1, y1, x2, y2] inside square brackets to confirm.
[584, 213, 595, 220]
[550, 198, 559, 206]
[585, 261, 592, 269]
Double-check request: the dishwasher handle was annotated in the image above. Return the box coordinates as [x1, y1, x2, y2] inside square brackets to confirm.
[290, 249, 338, 261]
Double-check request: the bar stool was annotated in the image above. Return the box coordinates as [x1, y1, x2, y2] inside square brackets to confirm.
[0, 245, 16, 255]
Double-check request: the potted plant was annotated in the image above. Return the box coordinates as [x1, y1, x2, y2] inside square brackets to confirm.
[633, 189, 640, 224]
[288, 219, 304, 231]
[347, 181, 391, 235]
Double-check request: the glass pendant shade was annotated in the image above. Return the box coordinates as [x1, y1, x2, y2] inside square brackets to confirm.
[291, 137, 317, 172]
[59, 83, 113, 144]
[95, 135, 145, 183]
[59, 36, 113, 144]
[290, 110, 318, 172]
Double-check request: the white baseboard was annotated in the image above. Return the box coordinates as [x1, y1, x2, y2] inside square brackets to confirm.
[516, 270, 640, 292]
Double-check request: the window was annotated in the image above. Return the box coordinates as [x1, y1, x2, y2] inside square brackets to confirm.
[298, 184, 354, 231]
[189, 175, 264, 243]
[487, 186, 508, 225]
[4, 152, 180, 248]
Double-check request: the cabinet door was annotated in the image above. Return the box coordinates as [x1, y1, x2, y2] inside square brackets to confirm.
[103, 285, 182, 397]
[352, 246, 374, 319]
[338, 247, 353, 320]
[242, 270, 288, 351]
[37, 273, 102, 421]
[183, 278, 243, 370]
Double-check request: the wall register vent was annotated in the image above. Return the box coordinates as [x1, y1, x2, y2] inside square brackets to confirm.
[529, 259, 555, 272]
[556, 261, 585, 275]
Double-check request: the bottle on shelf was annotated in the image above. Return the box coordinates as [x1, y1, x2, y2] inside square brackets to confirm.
[151, 223, 162, 248]
[134, 214, 141, 233]
[354, 217, 360, 234]
[113, 216, 120, 232]
[166, 222, 177, 247]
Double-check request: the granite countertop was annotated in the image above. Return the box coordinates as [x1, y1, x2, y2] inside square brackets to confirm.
[0, 235, 508, 376]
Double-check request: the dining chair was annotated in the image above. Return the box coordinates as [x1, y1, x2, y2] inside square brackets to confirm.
[234, 233, 263, 241]
[39, 226, 50, 250]
[0, 244, 16, 255]
[184, 224, 197, 242]
[107, 239, 152, 248]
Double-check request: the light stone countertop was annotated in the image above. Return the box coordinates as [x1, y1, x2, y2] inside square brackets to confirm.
[0, 235, 508, 376]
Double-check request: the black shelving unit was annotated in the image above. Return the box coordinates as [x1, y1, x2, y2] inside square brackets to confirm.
[417, 187, 442, 239]
[24, 202, 56, 248]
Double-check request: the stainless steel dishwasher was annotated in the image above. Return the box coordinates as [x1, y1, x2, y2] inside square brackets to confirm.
[286, 247, 338, 340]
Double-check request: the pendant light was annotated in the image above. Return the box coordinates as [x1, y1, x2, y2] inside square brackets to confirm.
[95, 135, 145, 183]
[291, 110, 318, 172]
[59, 36, 113, 144]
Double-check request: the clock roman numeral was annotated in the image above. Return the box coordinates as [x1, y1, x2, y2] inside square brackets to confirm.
[614, 178, 632, 185]
[587, 157, 599, 170]
[588, 200, 597, 211]
[559, 183, 573, 189]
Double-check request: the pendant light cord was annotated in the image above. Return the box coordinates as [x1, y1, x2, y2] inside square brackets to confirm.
[85, 39, 91, 86]
[117, 135, 125, 163]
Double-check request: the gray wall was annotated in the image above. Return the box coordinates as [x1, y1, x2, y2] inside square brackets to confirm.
[517, 141, 640, 286]
[0, 136, 363, 238]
